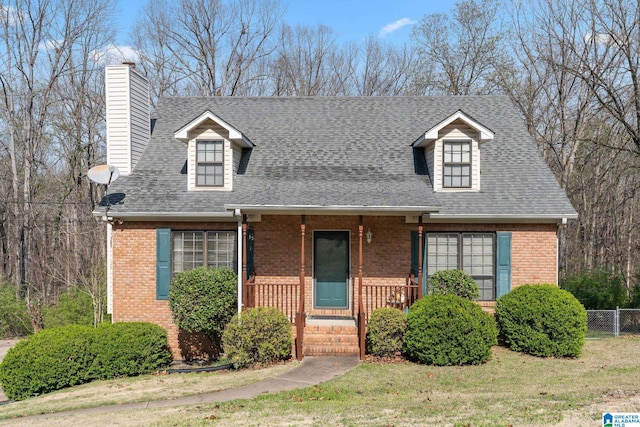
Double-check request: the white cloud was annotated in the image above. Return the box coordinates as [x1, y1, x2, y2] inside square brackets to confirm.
[39, 39, 63, 52]
[379, 18, 417, 37]
[90, 45, 141, 65]
[584, 32, 614, 46]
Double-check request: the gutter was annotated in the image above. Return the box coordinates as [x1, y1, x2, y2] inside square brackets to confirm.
[92, 210, 237, 221]
[223, 204, 441, 215]
[425, 213, 578, 223]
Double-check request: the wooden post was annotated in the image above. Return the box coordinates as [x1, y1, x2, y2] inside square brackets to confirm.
[295, 215, 306, 361]
[242, 215, 248, 310]
[358, 216, 366, 360]
[418, 215, 423, 299]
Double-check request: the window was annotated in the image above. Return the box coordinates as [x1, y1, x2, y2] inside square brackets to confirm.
[426, 233, 495, 300]
[196, 140, 224, 186]
[172, 231, 237, 275]
[443, 141, 471, 188]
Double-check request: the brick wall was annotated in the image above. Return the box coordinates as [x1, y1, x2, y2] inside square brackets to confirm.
[111, 216, 558, 359]
[112, 221, 236, 360]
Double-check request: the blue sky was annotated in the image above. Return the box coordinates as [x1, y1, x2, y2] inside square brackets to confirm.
[114, 0, 458, 45]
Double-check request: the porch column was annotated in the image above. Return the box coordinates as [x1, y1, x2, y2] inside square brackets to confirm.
[418, 216, 423, 299]
[295, 215, 306, 361]
[358, 215, 365, 360]
[242, 214, 248, 310]
[358, 216, 363, 311]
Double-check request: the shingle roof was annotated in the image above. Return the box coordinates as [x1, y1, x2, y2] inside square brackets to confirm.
[103, 96, 577, 219]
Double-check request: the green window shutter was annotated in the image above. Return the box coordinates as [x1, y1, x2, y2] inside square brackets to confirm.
[156, 228, 171, 300]
[246, 228, 254, 279]
[496, 232, 512, 298]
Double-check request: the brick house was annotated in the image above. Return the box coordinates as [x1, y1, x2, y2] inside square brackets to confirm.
[97, 64, 577, 360]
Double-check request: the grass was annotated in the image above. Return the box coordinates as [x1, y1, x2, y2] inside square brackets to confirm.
[1, 338, 639, 426]
[0, 362, 297, 420]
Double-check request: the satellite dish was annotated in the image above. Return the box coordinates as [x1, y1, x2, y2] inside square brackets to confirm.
[88, 164, 120, 185]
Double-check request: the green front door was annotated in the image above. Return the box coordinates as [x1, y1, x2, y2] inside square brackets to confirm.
[314, 231, 349, 309]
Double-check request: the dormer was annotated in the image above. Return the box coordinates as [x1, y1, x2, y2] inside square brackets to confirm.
[175, 111, 254, 191]
[413, 110, 494, 192]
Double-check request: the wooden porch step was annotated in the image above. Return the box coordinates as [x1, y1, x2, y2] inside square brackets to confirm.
[303, 319, 360, 357]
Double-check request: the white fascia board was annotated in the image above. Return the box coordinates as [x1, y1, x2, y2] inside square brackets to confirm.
[413, 109, 495, 147]
[174, 110, 254, 147]
[425, 213, 578, 223]
[224, 204, 441, 215]
[92, 210, 238, 221]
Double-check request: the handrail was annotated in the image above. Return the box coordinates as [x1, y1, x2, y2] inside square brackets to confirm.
[360, 277, 420, 323]
[245, 278, 300, 323]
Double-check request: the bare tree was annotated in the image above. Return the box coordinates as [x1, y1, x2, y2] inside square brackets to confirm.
[411, 0, 512, 95]
[351, 36, 416, 96]
[271, 23, 353, 96]
[509, 0, 640, 285]
[0, 0, 115, 329]
[133, 0, 284, 102]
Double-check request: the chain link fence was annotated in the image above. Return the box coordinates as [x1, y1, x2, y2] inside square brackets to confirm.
[586, 308, 640, 338]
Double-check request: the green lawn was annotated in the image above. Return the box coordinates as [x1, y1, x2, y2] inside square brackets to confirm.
[1, 338, 639, 426]
[160, 338, 640, 427]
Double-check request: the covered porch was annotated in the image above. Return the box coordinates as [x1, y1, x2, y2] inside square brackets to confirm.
[237, 212, 429, 360]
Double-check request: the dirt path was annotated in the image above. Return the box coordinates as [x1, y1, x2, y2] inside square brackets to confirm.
[0, 339, 20, 402]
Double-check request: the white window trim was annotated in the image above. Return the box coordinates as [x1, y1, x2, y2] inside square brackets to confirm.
[187, 129, 234, 192]
[432, 126, 481, 193]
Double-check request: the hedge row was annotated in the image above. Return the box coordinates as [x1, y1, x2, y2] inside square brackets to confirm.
[368, 283, 587, 364]
[0, 322, 172, 400]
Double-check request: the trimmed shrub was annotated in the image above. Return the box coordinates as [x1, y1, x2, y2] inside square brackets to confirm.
[428, 269, 479, 300]
[222, 307, 292, 369]
[43, 288, 94, 329]
[0, 325, 95, 400]
[169, 267, 237, 354]
[90, 322, 172, 379]
[0, 282, 32, 338]
[0, 322, 171, 400]
[403, 294, 497, 365]
[495, 284, 587, 357]
[366, 307, 407, 357]
[560, 270, 628, 309]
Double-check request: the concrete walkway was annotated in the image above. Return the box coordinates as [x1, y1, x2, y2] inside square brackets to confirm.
[2, 355, 359, 423]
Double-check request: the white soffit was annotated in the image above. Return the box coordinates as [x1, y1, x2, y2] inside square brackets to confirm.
[174, 110, 254, 147]
[413, 109, 495, 147]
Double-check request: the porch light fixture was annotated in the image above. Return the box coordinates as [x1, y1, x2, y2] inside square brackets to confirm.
[366, 228, 373, 244]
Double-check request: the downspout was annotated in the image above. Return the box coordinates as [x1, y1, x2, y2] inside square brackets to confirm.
[557, 218, 567, 285]
[236, 209, 243, 314]
[106, 222, 113, 319]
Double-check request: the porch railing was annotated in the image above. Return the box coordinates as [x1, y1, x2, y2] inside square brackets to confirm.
[360, 275, 420, 323]
[245, 278, 300, 323]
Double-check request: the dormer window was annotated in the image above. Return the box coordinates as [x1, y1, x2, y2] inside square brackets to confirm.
[443, 141, 471, 188]
[175, 110, 254, 192]
[413, 110, 493, 193]
[196, 140, 224, 187]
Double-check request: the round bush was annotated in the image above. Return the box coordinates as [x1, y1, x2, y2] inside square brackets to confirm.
[495, 284, 587, 357]
[403, 294, 497, 365]
[169, 267, 237, 352]
[0, 322, 172, 400]
[90, 322, 172, 379]
[428, 269, 479, 300]
[222, 307, 292, 369]
[0, 325, 95, 400]
[366, 307, 407, 357]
